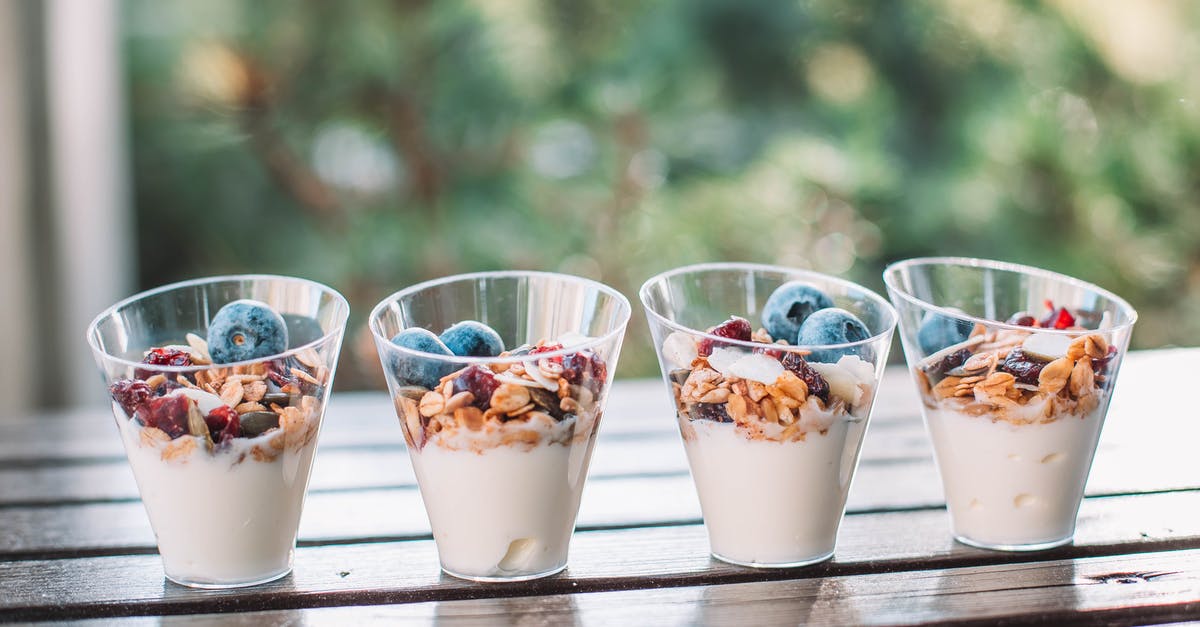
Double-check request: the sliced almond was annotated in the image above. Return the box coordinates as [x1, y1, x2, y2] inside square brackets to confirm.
[242, 380, 267, 403]
[219, 379, 244, 408]
[698, 388, 731, 404]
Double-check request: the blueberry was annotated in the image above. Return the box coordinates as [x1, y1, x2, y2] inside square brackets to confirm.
[439, 320, 505, 357]
[207, 300, 289, 364]
[389, 328, 456, 389]
[282, 313, 326, 348]
[916, 309, 974, 355]
[761, 282, 834, 343]
[796, 307, 872, 363]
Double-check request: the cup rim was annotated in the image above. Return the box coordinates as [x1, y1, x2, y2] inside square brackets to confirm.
[368, 270, 633, 366]
[882, 256, 1139, 335]
[638, 261, 898, 354]
[86, 273, 351, 373]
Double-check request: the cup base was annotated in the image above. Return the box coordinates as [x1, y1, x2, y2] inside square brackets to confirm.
[711, 549, 834, 569]
[440, 562, 567, 583]
[953, 534, 1073, 552]
[165, 566, 292, 589]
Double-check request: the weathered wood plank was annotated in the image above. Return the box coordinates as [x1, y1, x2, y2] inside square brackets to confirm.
[3, 437, 1198, 557]
[82, 548, 1200, 626]
[1, 490, 1197, 620]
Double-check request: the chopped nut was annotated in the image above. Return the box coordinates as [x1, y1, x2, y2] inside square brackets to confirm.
[560, 396, 583, 415]
[242, 380, 268, 403]
[775, 400, 796, 426]
[963, 352, 997, 373]
[490, 383, 532, 414]
[443, 391, 475, 414]
[775, 370, 808, 402]
[144, 374, 167, 390]
[455, 406, 485, 431]
[235, 401, 266, 414]
[976, 372, 1016, 398]
[759, 398, 779, 423]
[505, 403, 535, 418]
[398, 396, 422, 449]
[726, 393, 748, 424]
[933, 376, 964, 400]
[1069, 358, 1095, 396]
[698, 388, 731, 404]
[1038, 357, 1073, 395]
[419, 391, 445, 417]
[745, 380, 768, 402]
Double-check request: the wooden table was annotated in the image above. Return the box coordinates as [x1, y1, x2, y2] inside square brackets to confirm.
[2, 349, 1198, 624]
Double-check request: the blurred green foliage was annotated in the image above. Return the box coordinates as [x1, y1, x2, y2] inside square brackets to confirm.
[124, 0, 1200, 387]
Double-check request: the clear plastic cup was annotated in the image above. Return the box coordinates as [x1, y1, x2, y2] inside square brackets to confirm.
[87, 275, 349, 588]
[884, 257, 1137, 550]
[640, 262, 897, 568]
[369, 271, 631, 582]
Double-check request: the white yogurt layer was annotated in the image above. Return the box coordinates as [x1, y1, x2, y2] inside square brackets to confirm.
[925, 407, 1104, 547]
[681, 415, 868, 566]
[115, 405, 319, 586]
[410, 418, 594, 580]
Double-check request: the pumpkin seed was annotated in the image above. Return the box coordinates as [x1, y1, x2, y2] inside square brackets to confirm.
[241, 411, 281, 437]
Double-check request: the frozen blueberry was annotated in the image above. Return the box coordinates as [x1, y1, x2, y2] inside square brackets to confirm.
[916, 309, 974, 355]
[207, 300, 289, 364]
[282, 313, 326, 347]
[796, 307, 872, 363]
[761, 282, 834, 343]
[439, 320, 505, 358]
[390, 328, 456, 389]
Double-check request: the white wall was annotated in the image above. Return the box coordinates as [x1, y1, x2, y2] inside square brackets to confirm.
[45, 0, 133, 405]
[0, 0, 36, 415]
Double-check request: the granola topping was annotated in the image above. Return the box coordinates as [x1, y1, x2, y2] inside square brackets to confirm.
[396, 337, 608, 454]
[664, 324, 876, 444]
[916, 303, 1116, 426]
[108, 326, 328, 465]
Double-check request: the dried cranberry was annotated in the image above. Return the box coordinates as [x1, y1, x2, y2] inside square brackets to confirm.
[453, 365, 500, 409]
[691, 402, 732, 423]
[999, 348, 1047, 385]
[109, 379, 153, 416]
[928, 348, 973, 378]
[780, 352, 830, 404]
[135, 394, 190, 438]
[266, 357, 298, 387]
[142, 347, 193, 367]
[1039, 301, 1076, 330]
[561, 350, 608, 392]
[529, 343, 564, 364]
[205, 405, 239, 438]
[1006, 312, 1037, 327]
[698, 316, 753, 357]
[134, 347, 193, 379]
